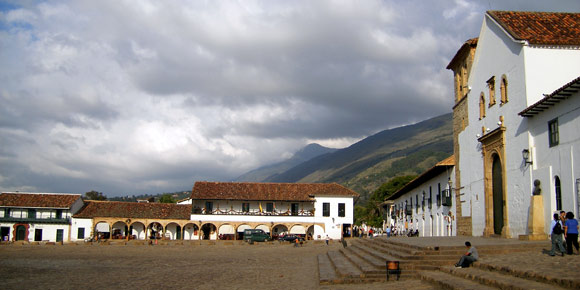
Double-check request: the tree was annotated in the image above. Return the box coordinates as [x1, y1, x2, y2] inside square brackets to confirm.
[354, 175, 416, 228]
[159, 193, 176, 203]
[84, 190, 107, 201]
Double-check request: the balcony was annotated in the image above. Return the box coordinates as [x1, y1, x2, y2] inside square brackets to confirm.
[0, 216, 71, 224]
[192, 207, 314, 217]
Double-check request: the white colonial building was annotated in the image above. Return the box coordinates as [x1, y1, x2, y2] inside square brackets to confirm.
[0, 192, 84, 242]
[448, 11, 580, 238]
[386, 156, 456, 237]
[190, 182, 359, 240]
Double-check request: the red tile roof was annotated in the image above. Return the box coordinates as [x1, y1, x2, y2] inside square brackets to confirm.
[191, 182, 359, 201]
[0, 192, 81, 208]
[73, 201, 192, 219]
[488, 11, 580, 46]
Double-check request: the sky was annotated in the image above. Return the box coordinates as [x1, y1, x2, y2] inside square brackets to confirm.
[1, 0, 579, 197]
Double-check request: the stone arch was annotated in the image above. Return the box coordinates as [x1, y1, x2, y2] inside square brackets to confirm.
[148, 222, 164, 240]
[94, 221, 111, 240]
[129, 221, 146, 240]
[255, 224, 270, 233]
[182, 223, 199, 240]
[289, 224, 306, 235]
[272, 224, 288, 239]
[236, 224, 252, 240]
[165, 222, 181, 240]
[200, 223, 216, 240]
[218, 224, 235, 240]
[111, 221, 128, 239]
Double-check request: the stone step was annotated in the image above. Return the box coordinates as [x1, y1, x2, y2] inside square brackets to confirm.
[350, 243, 440, 271]
[318, 254, 339, 285]
[476, 261, 580, 289]
[419, 270, 497, 290]
[327, 251, 364, 278]
[440, 265, 569, 290]
[371, 238, 425, 255]
[340, 247, 382, 273]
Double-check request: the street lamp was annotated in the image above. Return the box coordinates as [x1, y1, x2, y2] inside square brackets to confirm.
[522, 149, 533, 165]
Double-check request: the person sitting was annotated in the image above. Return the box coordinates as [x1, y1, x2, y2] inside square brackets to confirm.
[455, 241, 478, 268]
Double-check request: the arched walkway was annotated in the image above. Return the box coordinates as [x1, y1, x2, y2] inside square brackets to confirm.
[272, 224, 288, 240]
[111, 221, 127, 239]
[94, 221, 110, 240]
[148, 222, 164, 240]
[236, 224, 252, 240]
[183, 223, 199, 240]
[218, 224, 235, 240]
[201, 223, 216, 240]
[165, 222, 181, 240]
[129, 222, 146, 240]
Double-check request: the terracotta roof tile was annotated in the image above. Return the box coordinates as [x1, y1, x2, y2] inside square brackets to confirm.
[191, 182, 359, 201]
[488, 11, 580, 46]
[73, 201, 192, 219]
[0, 192, 81, 208]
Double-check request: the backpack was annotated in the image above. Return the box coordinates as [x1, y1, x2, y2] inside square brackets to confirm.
[553, 221, 563, 235]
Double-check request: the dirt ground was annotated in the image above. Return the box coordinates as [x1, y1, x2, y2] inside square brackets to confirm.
[0, 241, 431, 290]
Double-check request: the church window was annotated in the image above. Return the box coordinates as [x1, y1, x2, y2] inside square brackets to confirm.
[487, 76, 496, 106]
[500, 75, 508, 104]
[479, 93, 486, 119]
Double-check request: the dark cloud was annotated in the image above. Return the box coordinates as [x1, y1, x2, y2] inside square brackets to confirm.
[0, 0, 577, 196]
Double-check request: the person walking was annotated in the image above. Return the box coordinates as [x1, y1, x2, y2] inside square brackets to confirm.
[564, 211, 579, 255]
[548, 213, 566, 256]
[455, 241, 478, 268]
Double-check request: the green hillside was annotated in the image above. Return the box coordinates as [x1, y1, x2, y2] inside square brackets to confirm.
[266, 113, 453, 202]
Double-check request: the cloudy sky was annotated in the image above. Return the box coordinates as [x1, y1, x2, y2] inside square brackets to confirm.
[1, 1, 578, 197]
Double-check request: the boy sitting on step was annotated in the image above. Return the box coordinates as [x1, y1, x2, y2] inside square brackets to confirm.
[455, 241, 478, 268]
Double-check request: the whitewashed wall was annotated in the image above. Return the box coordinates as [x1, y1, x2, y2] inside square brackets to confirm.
[458, 13, 580, 237]
[71, 218, 93, 241]
[527, 88, 580, 233]
[390, 169, 456, 237]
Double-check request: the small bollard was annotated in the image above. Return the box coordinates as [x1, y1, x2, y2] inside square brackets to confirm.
[386, 260, 401, 281]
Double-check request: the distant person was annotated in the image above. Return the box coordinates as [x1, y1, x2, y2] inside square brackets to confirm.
[548, 213, 566, 256]
[455, 241, 478, 268]
[341, 237, 347, 248]
[560, 210, 568, 251]
[564, 212, 579, 255]
[386, 226, 391, 238]
[294, 237, 300, 248]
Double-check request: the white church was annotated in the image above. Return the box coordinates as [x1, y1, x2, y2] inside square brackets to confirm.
[448, 10, 580, 238]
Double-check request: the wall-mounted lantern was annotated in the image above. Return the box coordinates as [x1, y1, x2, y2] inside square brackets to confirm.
[522, 149, 533, 165]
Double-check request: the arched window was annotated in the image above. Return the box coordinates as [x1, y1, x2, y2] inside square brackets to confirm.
[487, 76, 496, 106]
[555, 176, 562, 211]
[500, 75, 508, 104]
[479, 92, 486, 119]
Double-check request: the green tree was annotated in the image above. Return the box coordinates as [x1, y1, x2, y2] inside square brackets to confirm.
[84, 190, 107, 201]
[354, 175, 416, 228]
[159, 193, 176, 203]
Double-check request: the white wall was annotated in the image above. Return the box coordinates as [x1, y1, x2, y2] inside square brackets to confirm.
[391, 169, 456, 237]
[458, 13, 580, 237]
[71, 218, 93, 241]
[527, 89, 580, 232]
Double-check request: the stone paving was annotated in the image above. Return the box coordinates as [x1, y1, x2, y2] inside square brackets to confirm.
[320, 235, 580, 289]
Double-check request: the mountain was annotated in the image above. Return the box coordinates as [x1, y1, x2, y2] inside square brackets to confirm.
[235, 143, 337, 182]
[266, 113, 453, 201]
